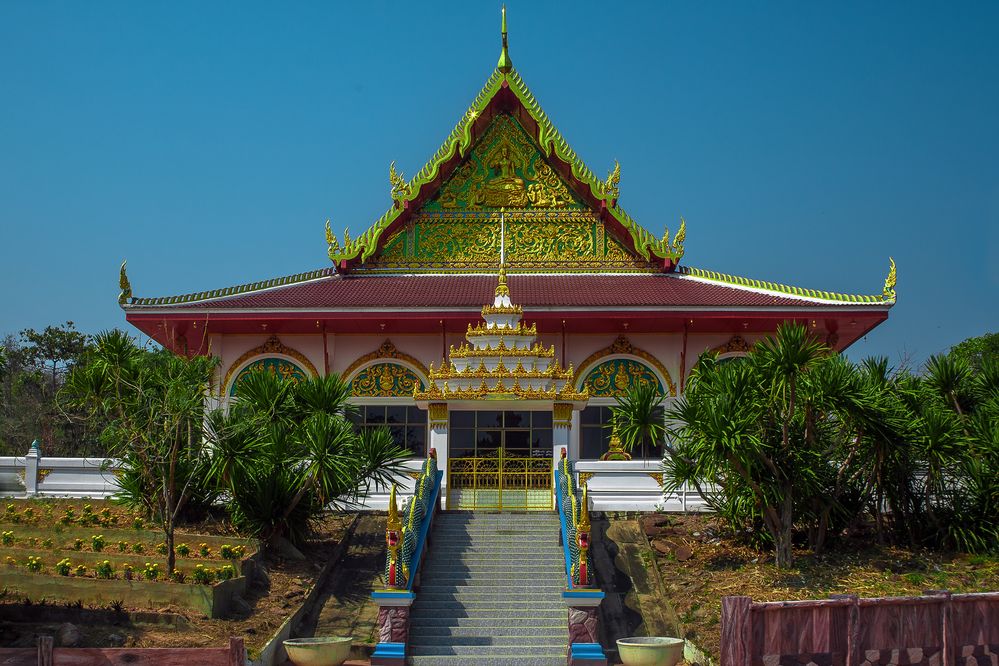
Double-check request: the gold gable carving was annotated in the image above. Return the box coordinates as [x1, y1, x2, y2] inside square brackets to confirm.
[712, 335, 751, 355]
[342, 339, 430, 384]
[576, 335, 676, 397]
[222, 335, 318, 394]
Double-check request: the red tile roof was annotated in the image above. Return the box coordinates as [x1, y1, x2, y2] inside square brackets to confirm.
[129, 274, 884, 311]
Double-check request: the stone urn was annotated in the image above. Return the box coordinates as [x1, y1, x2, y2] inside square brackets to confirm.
[283, 637, 353, 666]
[616, 636, 686, 666]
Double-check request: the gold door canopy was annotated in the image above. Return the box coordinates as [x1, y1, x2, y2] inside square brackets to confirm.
[446, 453, 553, 512]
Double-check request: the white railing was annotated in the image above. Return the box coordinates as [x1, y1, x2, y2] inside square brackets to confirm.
[0, 443, 119, 498]
[573, 459, 712, 512]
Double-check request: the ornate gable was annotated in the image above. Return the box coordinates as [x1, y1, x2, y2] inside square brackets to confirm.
[324, 15, 687, 275]
[360, 114, 655, 272]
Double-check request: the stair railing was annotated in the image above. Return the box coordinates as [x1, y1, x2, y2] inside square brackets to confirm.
[371, 449, 443, 666]
[555, 449, 594, 588]
[555, 448, 609, 665]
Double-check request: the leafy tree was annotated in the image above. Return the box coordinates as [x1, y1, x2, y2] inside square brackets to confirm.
[205, 370, 409, 549]
[665, 323, 999, 566]
[61, 330, 218, 573]
[948, 332, 999, 372]
[20, 322, 89, 394]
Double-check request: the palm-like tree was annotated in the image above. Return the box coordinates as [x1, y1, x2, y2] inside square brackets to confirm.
[208, 371, 409, 549]
[62, 330, 218, 573]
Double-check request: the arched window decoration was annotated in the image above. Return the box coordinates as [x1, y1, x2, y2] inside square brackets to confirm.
[349, 362, 425, 398]
[342, 341, 431, 457]
[229, 358, 309, 396]
[582, 358, 663, 397]
[223, 335, 318, 397]
[574, 335, 676, 397]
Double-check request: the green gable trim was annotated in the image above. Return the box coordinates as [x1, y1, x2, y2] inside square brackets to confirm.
[678, 265, 891, 304]
[126, 268, 332, 307]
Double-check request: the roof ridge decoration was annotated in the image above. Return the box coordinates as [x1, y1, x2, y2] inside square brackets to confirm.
[677, 258, 898, 305]
[122, 267, 334, 307]
[326, 8, 686, 270]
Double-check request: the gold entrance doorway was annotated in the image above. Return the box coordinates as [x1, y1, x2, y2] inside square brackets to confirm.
[444, 410, 555, 511]
[446, 453, 553, 511]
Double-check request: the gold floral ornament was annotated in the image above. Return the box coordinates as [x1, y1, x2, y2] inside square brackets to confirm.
[118, 260, 132, 305]
[651, 217, 686, 262]
[389, 161, 411, 205]
[350, 363, 424, 398]
[882, 257, 897, 301]
[604, 161, 620, 200]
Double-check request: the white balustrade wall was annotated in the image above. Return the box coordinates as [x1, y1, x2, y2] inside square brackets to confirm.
[2, 444, 713, 514]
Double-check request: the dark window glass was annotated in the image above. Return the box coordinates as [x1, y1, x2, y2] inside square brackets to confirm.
[477, 411, 503, 428]
[451, 428, 475, 451]
[531, 429, 552, 451]
[504, 411, 528, 428]
[450, 410, 475, 428]
[580, 426, 606, 460]
[580, 407, 603, 425]
[364, 406, 386, 424]
[477, 430, 501, 449]
[353, 403, 426, 456]
[532, 411, 553, 428]
[386, 405, 407, 424]
[505, 430, 530, 450]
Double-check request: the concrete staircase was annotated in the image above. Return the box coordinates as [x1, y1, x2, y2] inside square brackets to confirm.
[408, 511, 567, 665]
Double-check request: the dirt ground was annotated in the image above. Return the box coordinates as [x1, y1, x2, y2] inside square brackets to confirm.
[637, 513, 999, 662]
[0, 510, 355, 657]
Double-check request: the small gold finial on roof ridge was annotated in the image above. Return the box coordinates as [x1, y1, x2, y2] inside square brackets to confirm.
[497, 5, 513, 73]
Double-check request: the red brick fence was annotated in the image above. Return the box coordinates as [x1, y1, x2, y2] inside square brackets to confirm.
[0, 636, 245, 665]
[721, 592, 999, 666]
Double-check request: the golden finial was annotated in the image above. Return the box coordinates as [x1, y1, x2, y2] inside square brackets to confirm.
[343, 227, 352, 249]
[661, 225, 671, 247]
[578, 484, 591, 533]
[118, 260, 132, 305]
[389, 161, 410, 202]
[325, 219, 341, 255]
[387, 484, 402, 533]
[604, 160, 620, 199]
[497, 5, 513, 73]
[883, 257, 897, 300]
[673, 217, 686, 250]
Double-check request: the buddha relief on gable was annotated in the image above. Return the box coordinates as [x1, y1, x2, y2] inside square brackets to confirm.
[430, 115, 578, 211]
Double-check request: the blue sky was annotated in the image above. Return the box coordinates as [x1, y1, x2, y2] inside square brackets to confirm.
[1, 1, 996, 369]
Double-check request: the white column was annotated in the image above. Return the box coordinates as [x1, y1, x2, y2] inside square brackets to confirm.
[553, 403, 572, 465]
[24, 440, 40, 496]
[428, 403, 449, 509]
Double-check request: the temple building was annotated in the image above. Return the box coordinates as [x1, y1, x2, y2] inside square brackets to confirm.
[120, 16, 895, 511]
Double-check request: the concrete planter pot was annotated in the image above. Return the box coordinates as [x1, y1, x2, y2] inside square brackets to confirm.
[616, 636, 686, 666]
[282, 637, 352, 666]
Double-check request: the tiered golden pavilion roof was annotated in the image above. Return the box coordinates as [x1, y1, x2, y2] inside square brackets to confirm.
[414, 266, 587, 403]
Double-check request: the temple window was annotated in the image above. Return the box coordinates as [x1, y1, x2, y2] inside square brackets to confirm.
[448, 410, 553, 459]
[348, 405, 427, 457]
[579, 404, 665, 460]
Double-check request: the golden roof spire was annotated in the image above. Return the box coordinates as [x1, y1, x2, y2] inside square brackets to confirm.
[495, 208, 510, 298]
[497, 5, 513, 73]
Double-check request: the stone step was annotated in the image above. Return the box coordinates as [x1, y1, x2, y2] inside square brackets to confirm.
[410, 635, 566, 647]
[408, 645, 568, 656]
[421, 565, 565, 575]
[411, 599, 565, 611]
[418, 578, 565, 596]
[420, 572, 563, 582]
[409, 625, 564, 637]
[409, 615, 565, 627]
[408, 656, 565, 666]
[427, 546, 563, 554]
[415, 591, 562, 601]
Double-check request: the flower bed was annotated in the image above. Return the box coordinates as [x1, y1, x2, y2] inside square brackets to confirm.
[0, 501, 260, 618]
